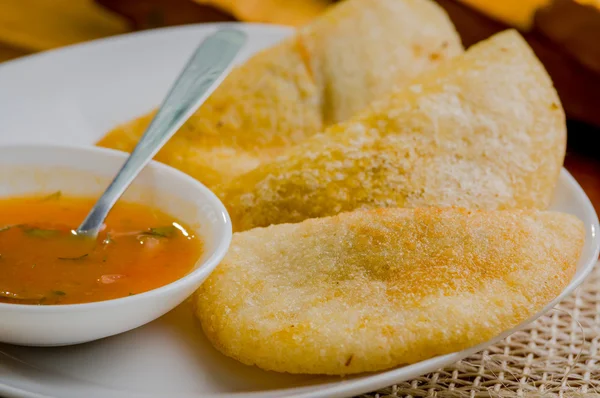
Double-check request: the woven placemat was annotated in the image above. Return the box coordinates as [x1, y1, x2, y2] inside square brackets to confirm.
[361, 261, 600, 398]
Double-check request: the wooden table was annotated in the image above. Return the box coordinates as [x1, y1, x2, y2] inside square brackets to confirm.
[565, 122, 600, 216]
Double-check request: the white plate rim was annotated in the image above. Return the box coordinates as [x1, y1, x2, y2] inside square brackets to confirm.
[0, 22, 294, 72]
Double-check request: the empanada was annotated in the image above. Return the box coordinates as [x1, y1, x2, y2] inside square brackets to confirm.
[196, 207, 584, 375]
[96, 0, 462, 188]
[219, 30, 566, 231]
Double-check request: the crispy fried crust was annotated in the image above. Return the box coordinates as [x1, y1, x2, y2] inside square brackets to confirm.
[219, 30, 566, 232]
[96, 0, 462, 188]
[196, 207, 584, 375]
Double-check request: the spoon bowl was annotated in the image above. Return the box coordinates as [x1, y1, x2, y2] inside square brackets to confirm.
[0, 144, 232, 346]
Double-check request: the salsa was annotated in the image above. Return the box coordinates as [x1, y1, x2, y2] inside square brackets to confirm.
[0, 192, 202, 305]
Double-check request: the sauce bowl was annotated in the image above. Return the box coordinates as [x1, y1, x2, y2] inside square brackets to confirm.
[0, 144, 232, 346]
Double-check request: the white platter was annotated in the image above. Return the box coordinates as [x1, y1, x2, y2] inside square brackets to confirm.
[0, 23, 598, 398]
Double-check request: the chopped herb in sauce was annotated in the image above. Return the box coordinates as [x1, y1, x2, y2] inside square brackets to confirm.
[58, 253, 89, 261]
[0, 290, 44, 302]
[41, 191, 62, 201]
[0, 291, 17, 299]
[20, 226, 60, 238]
[0, 195, 201, 305]
[102, 233, 114, 246]
[142, 225, 178, 238]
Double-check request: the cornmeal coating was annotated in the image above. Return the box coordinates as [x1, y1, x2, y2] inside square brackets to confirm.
[219, 30, 566, 232]
[196, 207, 583, 375]
[97, 0, 462, 188]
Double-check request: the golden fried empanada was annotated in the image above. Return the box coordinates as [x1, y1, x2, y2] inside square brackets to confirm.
[219, 30, 566, 231]
[96, 0, 462, 188]
[196, 207, 584, 375]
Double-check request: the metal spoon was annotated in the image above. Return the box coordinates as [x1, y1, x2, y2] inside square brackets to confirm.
[76, 28, 247, 238]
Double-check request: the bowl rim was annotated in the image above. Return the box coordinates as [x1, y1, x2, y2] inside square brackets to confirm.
[0, 143, 233, 313]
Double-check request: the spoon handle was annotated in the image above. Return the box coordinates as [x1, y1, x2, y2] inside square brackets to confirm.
[77, 28, 247, 236]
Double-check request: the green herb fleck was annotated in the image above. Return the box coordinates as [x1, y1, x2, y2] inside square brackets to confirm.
[128, 292, 134, 296]
[58, 253, 89, 261]
[143, 225, 177, 238]
[52, 290, 66, 296]
[0, 290, 43, 301]
[31, 263, 36, 269]
[102, 233, 113, 246]
[21, 226, 60, 238]
[41, 191, 62, 201]
[0, 291, 16, 299]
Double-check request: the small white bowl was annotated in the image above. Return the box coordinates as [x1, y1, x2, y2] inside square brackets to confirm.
[0, 144, 232, 346]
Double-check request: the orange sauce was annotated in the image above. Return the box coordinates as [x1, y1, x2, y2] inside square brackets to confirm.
[0, 193, 202, 305]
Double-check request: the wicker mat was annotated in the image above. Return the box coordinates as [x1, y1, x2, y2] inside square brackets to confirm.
[361, 261, 600, 398]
